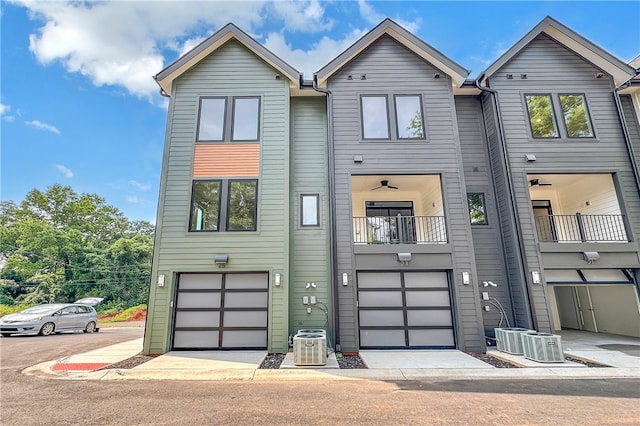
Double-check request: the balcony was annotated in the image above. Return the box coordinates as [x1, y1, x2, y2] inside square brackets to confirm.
[534, 213, 628, 243]
[353, 215, 447, 244]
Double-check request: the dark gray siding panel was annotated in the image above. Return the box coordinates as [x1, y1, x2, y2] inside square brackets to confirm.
[328, 35, 484, 352]
[456, 96, 515, 332]
[489, 34, 640, 332]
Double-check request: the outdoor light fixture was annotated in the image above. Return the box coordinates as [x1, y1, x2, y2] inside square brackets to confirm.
[157, 274, 165, 287]
[525, 154, 537, 162]
[583, 252, 600, 264]
[531, 271, 541, 284]
[305, 282, 317, 289]
[274, 273, 281, 286]
[397, 252, 412, 266]
[462, 271, 471, 285]
[482, 281, 497, 287]
[342, 273, 349, 286]
[214, 255, 229, 267]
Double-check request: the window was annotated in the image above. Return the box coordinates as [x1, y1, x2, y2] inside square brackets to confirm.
[395, 95, 424, 139]
[467, 193, 487, 225]
[227, 180, 258, 231]
[197, 96, 260, 142]
[189, 179, 257, 232]
[525, 94, 558, 138]
[361, 96, 390, 139]
[559, 94, 593, 137]
[197, 98, 226, 141]
[300, 194, 320, 227]
[232, 97, 260, 141]
[190, 181, 221, 231]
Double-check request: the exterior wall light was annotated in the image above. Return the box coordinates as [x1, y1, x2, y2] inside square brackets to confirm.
[274, 273, 281, 286]
[214, 255, 229, 267]
[531, 271, 541, 284]
[462, 271, 471, 285]
[342, 273, 349, 286]
[583, 252, 600, 264]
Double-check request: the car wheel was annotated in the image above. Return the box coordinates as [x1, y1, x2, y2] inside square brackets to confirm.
[1, 333, 12, 337]
[84, 321, 96, 333]
[39, 322, 55, 336]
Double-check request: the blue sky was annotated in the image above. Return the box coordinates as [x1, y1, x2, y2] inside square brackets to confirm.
[2, 1, 638, 222]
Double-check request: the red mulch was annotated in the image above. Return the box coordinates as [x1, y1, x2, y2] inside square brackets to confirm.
[98, 309, 146, 322]
[52, 363, 110, 371]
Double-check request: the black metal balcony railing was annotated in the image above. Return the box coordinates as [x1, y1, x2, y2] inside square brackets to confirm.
[534, 213, 628, 243]
[353, 216, 447, 244]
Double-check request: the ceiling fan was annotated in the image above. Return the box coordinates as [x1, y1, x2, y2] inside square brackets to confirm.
[370, 179, 399, 190]
[529, 178, 552, 187]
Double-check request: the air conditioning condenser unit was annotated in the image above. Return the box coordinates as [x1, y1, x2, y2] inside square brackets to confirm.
[293, 333, 327, 366]
[494, 328, 534, 355]
[521, 332, 564, 363]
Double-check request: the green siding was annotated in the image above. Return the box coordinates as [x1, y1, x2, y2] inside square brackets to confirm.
[144, 40, 291, 354]
[289, 97, 332, 342]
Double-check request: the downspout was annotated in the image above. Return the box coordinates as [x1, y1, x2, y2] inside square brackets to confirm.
[312, 75, 340, 351]
[475, 74, 537, 330]
[613, 75, 640, 200]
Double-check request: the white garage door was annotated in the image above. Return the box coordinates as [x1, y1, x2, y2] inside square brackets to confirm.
[172, 273, 268, 350]
[358, 271, 455, 348]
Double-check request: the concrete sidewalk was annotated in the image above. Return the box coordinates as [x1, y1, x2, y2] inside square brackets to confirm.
[23, 331, 640, 381]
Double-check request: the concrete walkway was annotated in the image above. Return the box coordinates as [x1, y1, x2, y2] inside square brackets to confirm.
[23, 330, 640, 381]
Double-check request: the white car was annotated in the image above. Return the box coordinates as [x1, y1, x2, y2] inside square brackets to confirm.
[0, 298, 102, 337]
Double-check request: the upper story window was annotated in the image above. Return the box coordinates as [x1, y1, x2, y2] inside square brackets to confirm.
[361, 95, 390, 139]
[197, 96, 260, 142]
[559, 94, 593, 138]
[525, 94, 559, 138]
[300, 194, 320, 227]
[190, 179, 257, 232]
[395, 95, 425, 139]
[361, 94, 425, 141]
[525, 93, 594, 139]
[467, 193, 488, 225]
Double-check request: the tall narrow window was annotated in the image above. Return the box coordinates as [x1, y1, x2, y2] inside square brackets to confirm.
[361, 95, 390, 139]
[559, 94, 593, 137]
[190, 181, 221, 231]
[232, 97, 260, 141]
[301, 194, 320, 227]
[467, 193, 487, 225]
[395, 95, 425, 139]
[197, 98, 226, 141]
[525, 94, 558, 138]
[227, 180, 258, 231]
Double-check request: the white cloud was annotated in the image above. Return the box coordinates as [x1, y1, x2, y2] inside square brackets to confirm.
[54, 164, 73, 178]
[264, 29, 367, 78]
[267, 0, 333, 32]
[129, 180, 152, 191]
[126, 195, 148, 204]
[357, 0, 420, 33]
[0, 103, 15, 122]
[25, 119, 61, 134]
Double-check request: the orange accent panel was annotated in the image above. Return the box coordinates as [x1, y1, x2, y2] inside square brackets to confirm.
[193, 144, 260, 177]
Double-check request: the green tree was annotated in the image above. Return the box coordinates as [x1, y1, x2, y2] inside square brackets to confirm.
[526, 95, 558, 138]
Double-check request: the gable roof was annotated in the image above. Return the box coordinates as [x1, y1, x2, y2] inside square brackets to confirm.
[480, 16, 636, 87]
[315, 18, 469, 88]
[155, 23, 301, 96]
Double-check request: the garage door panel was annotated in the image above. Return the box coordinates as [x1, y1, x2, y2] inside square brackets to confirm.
[359, 291, 403, 307]
[173, 330, 219, 348]
[405, 291, 451, 307]
[357, 272, 401, 288]
[175, 311, 220, 328]
[409, 329, 455, 347]
[404, 272, 448, 288]
[226, 273, 269, 289]
[177, 293, 221, 309]
[179, 274, 222, 290]
[222, 330, 267, 348]
[360, 310, 404, 326]
[360, 329, 405, 347]
[224, 311, 267, 327]
[173, 273, 268, 350]
[357, 270, 454, 349]
[224, 292, 268, 308]
[407, 310, 452, 327]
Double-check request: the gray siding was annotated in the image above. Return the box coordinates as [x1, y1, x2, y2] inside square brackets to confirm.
[456, 96, 515, 332]
[488, 33, 640, 332]
[328, 35, 484, 352]
[289, 97, 332, 340]
[144, 40, 291, 354]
